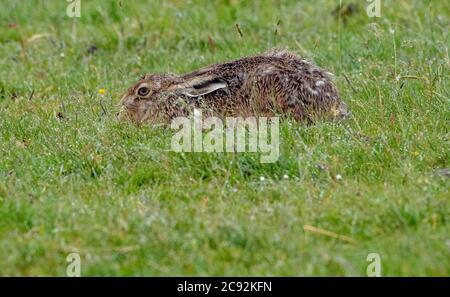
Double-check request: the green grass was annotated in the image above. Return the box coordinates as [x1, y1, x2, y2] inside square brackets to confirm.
[0, 0, 449, 276]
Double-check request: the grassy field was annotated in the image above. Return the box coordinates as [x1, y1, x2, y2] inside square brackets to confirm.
[0, 0, 449, 276]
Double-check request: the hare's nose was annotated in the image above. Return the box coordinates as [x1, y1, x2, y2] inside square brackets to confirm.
[116, 106, 127, 121]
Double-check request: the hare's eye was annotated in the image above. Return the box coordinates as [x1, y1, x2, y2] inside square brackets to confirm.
[137, 87, 150, 97]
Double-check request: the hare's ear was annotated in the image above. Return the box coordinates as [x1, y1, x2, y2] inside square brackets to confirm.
[182, 76, 228, 97]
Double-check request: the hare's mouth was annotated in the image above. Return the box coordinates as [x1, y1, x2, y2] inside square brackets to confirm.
[116, 106, 130, 121]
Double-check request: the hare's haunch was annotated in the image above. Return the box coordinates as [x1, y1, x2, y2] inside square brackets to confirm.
[119, 49, 350, 124]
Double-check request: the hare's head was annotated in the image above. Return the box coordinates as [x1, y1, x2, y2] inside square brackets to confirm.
[118, 74, 178, 123]
[118, 73, 228, 124]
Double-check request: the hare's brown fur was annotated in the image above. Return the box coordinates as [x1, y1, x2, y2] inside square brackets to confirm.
[119, 49, 349, 124]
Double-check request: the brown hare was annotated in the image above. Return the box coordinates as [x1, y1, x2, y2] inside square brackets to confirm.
[118, 49, 350, 124]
